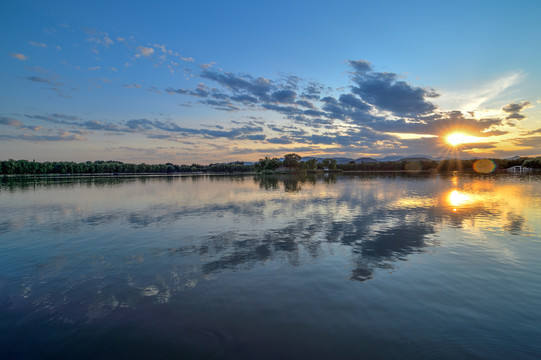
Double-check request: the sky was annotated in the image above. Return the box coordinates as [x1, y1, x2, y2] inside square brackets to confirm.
[1, 0, 541, 164]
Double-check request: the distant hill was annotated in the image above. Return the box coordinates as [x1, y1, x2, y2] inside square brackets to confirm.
[283, 155, 437, 164]
[354, 157, 377, 163]
[399, 156, 434, 162]
[377, 155, 435, 162]
[300, 156, 354, 164]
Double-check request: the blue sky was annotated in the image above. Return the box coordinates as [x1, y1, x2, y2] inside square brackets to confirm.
[1, 0, 541, 163]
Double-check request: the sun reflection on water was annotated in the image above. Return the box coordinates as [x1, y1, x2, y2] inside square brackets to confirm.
[448, 189, 472, 211]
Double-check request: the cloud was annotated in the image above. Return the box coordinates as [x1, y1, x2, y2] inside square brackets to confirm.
[348, 60, 372, 73]
[270, 89, 296, 103]
[0, 132, 86, 142]
[150, 121, 263, 139]
[9, 53, 27, 60]
[511, 136, 541, 148]
[349, 62, 438, 117]
[200, 62, 215, 69]
[29, 41, 47, 48]
[136, 46, 154, 57]
[524, 128, 541, 135]
[83, 28, 114, 48]
[437, 72, 523, 111]
[0, 116, 23, 128]
[201, 70, 274, 100]
[166, 83, 213, 98]
[123, 83, 142, 89]
[25, 113, 81, 125]
[369, 111, 503, 137]
[164, 60, 514, 154]
[320, 94, 373, 123]
[502, 101, 530, 120]
[80, 121, 119, 131]
[125, 118, 154, 130]
[24, 76, 55, 84]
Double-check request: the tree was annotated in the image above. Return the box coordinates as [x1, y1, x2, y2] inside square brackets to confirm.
[306, 158, 318, 171]
[254, 157, 282, 172]
[321, 158, 337, 170]
[283, 153, 301, 168]
[523, 157, 541, 169]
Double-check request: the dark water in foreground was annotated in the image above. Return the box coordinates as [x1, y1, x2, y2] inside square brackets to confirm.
[1, 173, 540, 359]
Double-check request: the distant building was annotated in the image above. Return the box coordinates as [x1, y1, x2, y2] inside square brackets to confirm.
[507, 165, 532, 173]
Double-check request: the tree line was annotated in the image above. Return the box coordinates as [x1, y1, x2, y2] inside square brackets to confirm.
[0, 159, 254, 175]
[1, 155, 539, 175]
[254, 154, 538, 173]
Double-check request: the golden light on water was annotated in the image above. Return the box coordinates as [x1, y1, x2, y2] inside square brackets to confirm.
[448, 190, 472, 209]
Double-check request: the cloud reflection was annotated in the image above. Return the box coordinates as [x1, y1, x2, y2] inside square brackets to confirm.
[1, 174, 538, 322]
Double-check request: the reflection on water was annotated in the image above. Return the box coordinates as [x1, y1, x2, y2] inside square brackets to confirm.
[1, 173, 541, 358]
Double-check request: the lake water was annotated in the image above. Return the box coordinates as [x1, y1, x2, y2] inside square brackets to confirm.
[1, 173, 540, 359]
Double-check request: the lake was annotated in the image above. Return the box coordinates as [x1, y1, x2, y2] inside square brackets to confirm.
[1, 173, 540, 359]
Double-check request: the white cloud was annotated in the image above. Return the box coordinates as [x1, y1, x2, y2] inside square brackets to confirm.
[29, 41, 47, 48]
[436, 72, 523, 112]
[9, 52, 27, 60]
[136, 46, 154, 57]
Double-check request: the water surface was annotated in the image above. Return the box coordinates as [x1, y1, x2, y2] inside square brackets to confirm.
[1, 173, 540, 359]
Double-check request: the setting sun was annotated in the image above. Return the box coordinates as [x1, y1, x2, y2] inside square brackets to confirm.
[446, 132, 477, 146]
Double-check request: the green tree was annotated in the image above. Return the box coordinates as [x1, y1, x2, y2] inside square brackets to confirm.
[254, 157, 282, 172]
[523, 157, 541, 169]
[321, 158, 337, 170]
[305, 158, 318, 171]
[283, 153, 301, 168]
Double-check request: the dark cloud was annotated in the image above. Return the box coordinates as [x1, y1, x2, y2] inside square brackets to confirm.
[502, 101, 530, 121]
[270, 89, 296, 103]
[24, 76, 62, 85]
[302, 82, 324, 100]
[149, 120, 263, 139]
[25, 113, 81, 125]
[242, 134, 266, 141]
[261, 103, 301, 116]
[506, 113, 525, 120]
[230, 94, 259, 104]
[83, 121, 124, 132]
[51, 113, 81, 121]
[502, 101, 530, 113]
[165, 87, 189, 95]
[369, 111, 503, 136]
[199, 99, 239, 111]
[348, 60, 372, 73]
[320, 95, 374, 123]
[350, 70, 437, 117]
[295, 100, 314, 109]
[511, 136, 541, 148]
[524, 128, 541, 135]
[267, 137, 294, 144]
[125, 118, 154, 130]
[0, 116, 23, 127]
[200, 70, 273, 100]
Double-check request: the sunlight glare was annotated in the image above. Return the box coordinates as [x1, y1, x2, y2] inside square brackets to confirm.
[446, 132, 476, 146]
[448, 190, 472, 209]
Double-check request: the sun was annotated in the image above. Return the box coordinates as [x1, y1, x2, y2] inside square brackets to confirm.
[446, 132, 476, 146]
